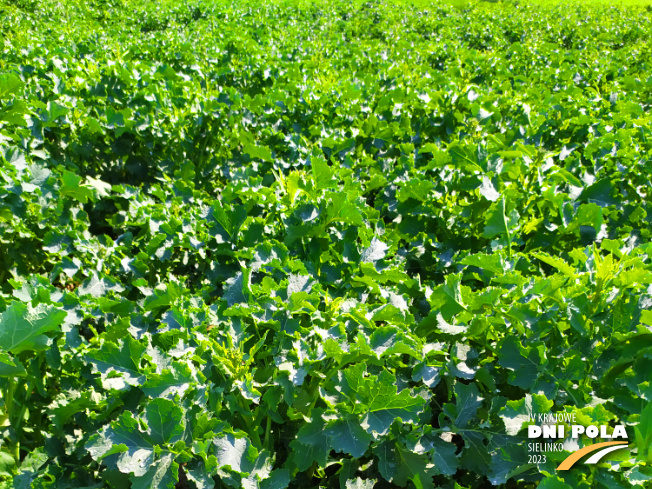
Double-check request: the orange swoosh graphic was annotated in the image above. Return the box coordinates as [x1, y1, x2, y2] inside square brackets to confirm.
[557, 441, 628, 471]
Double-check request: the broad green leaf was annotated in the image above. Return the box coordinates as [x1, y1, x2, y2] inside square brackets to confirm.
[624, 466, 652, 486]
[144, 398, 185, 445]
[345, 478, 376, 489]
[213, 432, 260, 477]
[449, 382, 483, 428]
[449, 143, 483, 172]
[86, 337, 147, 390]
[397, 179, 434, 202]
[0, 100, 29, 125]
[635, 402, 652, 462]
[498, 337, 547, 389]
[78, 273, 125, 298]
[0, 302, 66, 354]
[287, 274, 313, 296]
[428, 273, 468, 321]
[361, 237, 389, 263]
[499, 394, 553, 436]
[292, 410, 331, 470]
[289, 439, 329, 472]
[328, 192, 364, 225]
[244, 143, 273, 163]
[532, 252, 576, 277]
[0, 351, 26, 377]
[460, 252, 505, 275]
[459, 430, 491, 474]
[374, 440, 397, 481]
[86, 411, 154, 476]
[356, 370, 426, 434]
[130, 453, 177, 489]
[375, 441, 435, 488]
[141, 362, 196, 399]
[479, 176, 499, 202]
[412, 363, 441, 388]
[86, 176, 112, 198]
[144, 282, 183, 311]
[0, 72, 24, 98]
[579, 179, 617, 207]
[483, 197, 519, 239]
[60, 170, 94, 203]
[311, 154, 335, 190]
[430, 437, 459, 476]
[576, 202, 603, 234]
[538, 476, 573, 489]
[260, 469, 291, 489]
[0, 451, 16, 478]
[369, 326, 419, 359]
[326, 416, 373, 458]
[47, 101, 69, 121]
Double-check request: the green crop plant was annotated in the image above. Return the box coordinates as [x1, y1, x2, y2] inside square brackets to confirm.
[1, 0, 652, 487]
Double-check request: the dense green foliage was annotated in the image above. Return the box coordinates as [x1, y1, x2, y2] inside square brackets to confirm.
[1, 0, 652, 487]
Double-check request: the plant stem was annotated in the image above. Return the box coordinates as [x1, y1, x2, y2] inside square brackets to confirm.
[14, 379, 30, 435]
[264, 415, 272, 450]
[238, 396, 262, 447]
[4, 378, 21, 462]
[5, 378, 15, 421]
